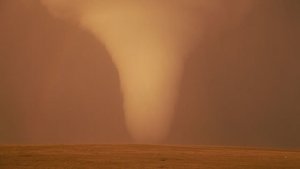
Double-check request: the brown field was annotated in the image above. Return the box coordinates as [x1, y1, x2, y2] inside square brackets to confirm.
[0, 144, 299, 169]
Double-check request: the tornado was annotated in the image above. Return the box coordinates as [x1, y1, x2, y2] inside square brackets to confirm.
[79, 2, 196, 142]
[40, 0, 253, 142]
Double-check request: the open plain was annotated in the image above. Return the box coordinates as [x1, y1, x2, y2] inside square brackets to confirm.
[0, 144, 299, 169]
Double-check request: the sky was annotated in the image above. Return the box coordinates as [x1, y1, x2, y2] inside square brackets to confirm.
[0, 0, 299, 148]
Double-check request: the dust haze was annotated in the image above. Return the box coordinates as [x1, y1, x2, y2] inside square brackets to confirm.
[0, 0, 299, 147]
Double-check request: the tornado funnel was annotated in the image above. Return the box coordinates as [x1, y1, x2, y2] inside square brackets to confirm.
[79, 2, 194, 142]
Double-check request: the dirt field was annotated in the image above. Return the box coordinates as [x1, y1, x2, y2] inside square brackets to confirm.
[0, 144, 299, 169]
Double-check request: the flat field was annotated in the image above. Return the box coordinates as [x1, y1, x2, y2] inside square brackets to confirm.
[0, 144, 299, 169]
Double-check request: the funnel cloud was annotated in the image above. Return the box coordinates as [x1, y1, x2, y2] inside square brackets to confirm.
[40, 0, 254, 142]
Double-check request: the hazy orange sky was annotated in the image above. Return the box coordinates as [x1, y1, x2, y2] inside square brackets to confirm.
[0, 0, 299, 148]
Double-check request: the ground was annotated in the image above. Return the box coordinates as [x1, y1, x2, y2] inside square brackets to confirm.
[0, 144, 299, 169]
